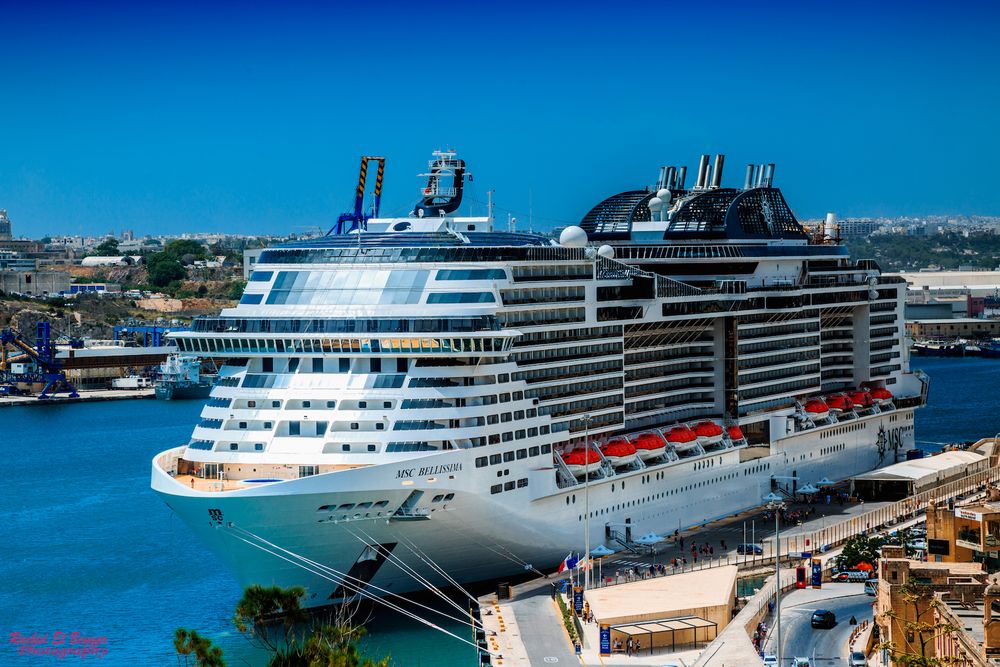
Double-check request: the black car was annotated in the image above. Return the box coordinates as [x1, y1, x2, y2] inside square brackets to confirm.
[811, 610, 836, 629]
[736, 543, 764, 555]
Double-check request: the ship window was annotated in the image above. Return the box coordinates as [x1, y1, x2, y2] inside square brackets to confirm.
[501, 413, 512, 423]
[500, 393, 511, 403]
[516, 449, 527, 460]
[489, 454, 501, 465]
[541, 426, 551, 435]
[238, 422, 247, 429]
[435, 269, 506, 281]
[444, 493, 454, 501]
[337, 503, 355, 510]
[351, 423, 359, 430]
[513, 391, 523, 400]
[376, 423, 384, 430]
[513, 410, 525, 420]
[303, 401, 311, 408]
[491, 485, 502, 495]
[254, 443, 263, 451]
[339, 359, 350, 372]
[384, 401, 392, 408]
[249, 271, 273, 282]
[240, 293, 263, 305]
[498, 373, 510, 383]
[262, 358, 273, 373]
[230, 443, 238, 450]
[327, 401, 336, 408]
[359, 401, 368, 408]
[288, 358, 299, 373]
[396, 358, 408, 373]
[529, 446, 540, 456]
[272, 400, 280, 408]
[503, 451, 515, 462]
[289, 421, 301, 436]
[527, 409, 537, 418]
[476, 457, 488, 468]
[374, 500, 389, 507]
[541, 444, 552, 453]
[516, 479, 527, 489]
[248, 400, 257, 408]
[515, 430, 525, 440]
[368, 444, 376, 452]
[342, 444, 350, 452]
[487, 415, 499, 425]
[427, 292, 495, 304]
[504, 481, 515, 491]
[432, 495, 444, 503]
[528, 428, 538, 437]
[370, 358, 382, 373]
[502, 432, 513, 442]
[312, 358, 323, 373]
[488, 434, 500, 445]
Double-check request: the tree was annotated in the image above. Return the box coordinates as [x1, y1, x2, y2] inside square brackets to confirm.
[146, 253, 186, 288]
[835, 534, 885, 571]
[233, 585, 389, 667]
[91, 238, 120, 256]
[174, 628, 225, 667]
[876, 580, 962, 666]
[164, 239, 208, 263]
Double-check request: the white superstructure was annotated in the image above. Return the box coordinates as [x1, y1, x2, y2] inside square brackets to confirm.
[152, 152, 926, 607]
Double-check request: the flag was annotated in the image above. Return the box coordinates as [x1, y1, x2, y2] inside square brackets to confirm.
[557, 553, 579, 573]
[577, 556, 589, 571]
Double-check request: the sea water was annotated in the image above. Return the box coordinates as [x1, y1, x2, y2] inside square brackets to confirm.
[0, 356, 996, 665]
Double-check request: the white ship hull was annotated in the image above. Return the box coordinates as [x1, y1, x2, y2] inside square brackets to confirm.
[154, 407, 916, 603]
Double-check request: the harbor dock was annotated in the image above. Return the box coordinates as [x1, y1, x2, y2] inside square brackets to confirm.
[0, 387, 154, 407]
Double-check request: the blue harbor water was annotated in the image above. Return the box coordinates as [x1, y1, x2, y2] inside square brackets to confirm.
[0, 355, 996, 665]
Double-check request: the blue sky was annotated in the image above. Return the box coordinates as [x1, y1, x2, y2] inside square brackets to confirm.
[1, 0, 998, 236]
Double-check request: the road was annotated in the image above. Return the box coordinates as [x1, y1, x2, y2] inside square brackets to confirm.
[764, 583, 874, 665]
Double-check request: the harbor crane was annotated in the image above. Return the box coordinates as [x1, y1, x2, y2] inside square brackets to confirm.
[330, 156, 386, 235]
[0, 321, 80, 399]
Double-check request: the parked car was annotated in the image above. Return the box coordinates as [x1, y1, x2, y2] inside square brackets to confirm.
[811, 609, 837, 629]
[849, 651, 867, 666]
[792, 658, 811, 667]
[762, 654, 778, 666]
[737, 543, 764, 555]
[908, 539, 928, 551]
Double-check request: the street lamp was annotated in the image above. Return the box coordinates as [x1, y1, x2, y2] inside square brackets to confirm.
[764, 493, 787, 666]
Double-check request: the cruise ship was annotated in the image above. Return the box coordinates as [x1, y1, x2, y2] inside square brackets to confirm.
[151, 151, 927, 606]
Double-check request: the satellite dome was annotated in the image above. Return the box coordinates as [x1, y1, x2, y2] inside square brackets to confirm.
[656, 188, 671, 200]
[597, 245, 615, 259]
[559, 225, 588, 248]
[648, 197, 663, 213]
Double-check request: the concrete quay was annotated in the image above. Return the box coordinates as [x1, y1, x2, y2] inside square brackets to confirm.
[0, 387, 154, 407]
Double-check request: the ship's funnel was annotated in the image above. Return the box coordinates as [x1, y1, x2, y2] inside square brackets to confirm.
[665, 166, 677, 190]
[763, 163, 775, 187]
[696, 154, 710, 189]
[744, 164, 754, 190]
[676, 166, 687, 190]
[711, 154, 725, 188]
[657, 167, 667, 190]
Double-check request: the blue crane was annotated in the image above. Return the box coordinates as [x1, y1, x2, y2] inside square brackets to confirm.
[330, 156, 386, 235]
[0, 321, 80, 399]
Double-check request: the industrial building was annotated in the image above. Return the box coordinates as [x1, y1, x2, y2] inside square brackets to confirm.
[906, 318, 1000, 339]
[0, 270, 71, 296]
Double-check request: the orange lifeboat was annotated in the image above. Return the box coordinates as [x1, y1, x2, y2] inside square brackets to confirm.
[826, 394, 854, 413]
[727, 425, 746, 443]
[804, 398, 830, 422]
[869, 387, 894, 405]
[562, 448, 601, 477]
[664, 425, 699, 452]
[848, 390, 874, 410]
[600, 438, 638, 467]
[630, 432, 667, 461]
[692, 420, 724, 447]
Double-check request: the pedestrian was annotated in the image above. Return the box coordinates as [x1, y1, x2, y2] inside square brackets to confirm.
[721, 539, 727, 550]
[190, 478, 194, 488]
[635, 639, 642, 654]
[626, 637, 633, 656]
[826, 494, 831, 505]
[679, 536, 684, 549]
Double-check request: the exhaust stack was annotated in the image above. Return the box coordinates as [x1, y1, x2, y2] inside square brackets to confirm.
[695, 154, 710, 189]
[665, 166, 677, 190]
[763, 163, 775, 188]
[743, 164, 754, 190]
[676, 166, 687, 190]
[711, 154, 725, 188]
[657, 167, 667, 190]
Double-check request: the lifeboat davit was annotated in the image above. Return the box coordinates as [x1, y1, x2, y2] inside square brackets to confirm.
[727, 425, 746, 443]
[562, 448, 601, 477]
[664, 425, 699, 452]
[600, 438, 638, 467]
[848, 390, 874, 410]
[630, 432, 667, 461]
[869, 387, 894, 405]
[826, 394, 854, 413]
[692, 420, 724, 447]
[803, 398, 830, 422]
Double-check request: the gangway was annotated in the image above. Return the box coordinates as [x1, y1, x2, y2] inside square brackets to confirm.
[330, 156, 386, 235]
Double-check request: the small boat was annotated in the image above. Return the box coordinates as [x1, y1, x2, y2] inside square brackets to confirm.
[826, 394, 854, 414]
[803, 398, 830, 422]
[155, 354, 217, 400]
[911, 340, 964, 357]
[600, 438, 638, 467]
[691, 420, 724, 447]
[848, 390, 874, 410]
[980, 341, 1000, 358]
[562, 448, 601, 477]
[727, 425, 747, 445]
[868, 387, 893, 405]
[630, 432, 667, 461]
[663, 425, 699, 452]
